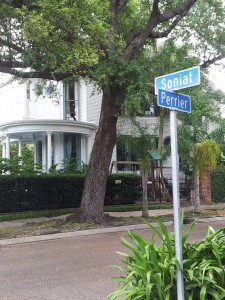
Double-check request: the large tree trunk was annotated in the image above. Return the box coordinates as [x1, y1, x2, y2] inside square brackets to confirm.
[80, 86, 120, 223]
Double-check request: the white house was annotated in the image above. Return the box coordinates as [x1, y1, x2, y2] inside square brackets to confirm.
[0, 78, 99, 171]
[0, 77, 171, 173]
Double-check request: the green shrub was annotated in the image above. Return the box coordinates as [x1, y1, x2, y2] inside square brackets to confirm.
[105, 174, 142, 205]
[0, 175, 85, 212]
[211, 169, 225, 203]
[107, 217, 225, 300]
[0, 174, 141, 213]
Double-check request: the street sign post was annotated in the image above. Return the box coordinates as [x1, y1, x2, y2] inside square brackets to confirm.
[156, 66, 200, 300]
[155, 66, 200, 95]
[158, 89, 191, 113]
[169, 109, 185, 300]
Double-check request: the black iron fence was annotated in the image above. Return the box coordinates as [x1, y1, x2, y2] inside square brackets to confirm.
[0, 174, 141, 213]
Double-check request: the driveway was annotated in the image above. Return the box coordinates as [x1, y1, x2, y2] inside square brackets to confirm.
[0, 219, 225, 300]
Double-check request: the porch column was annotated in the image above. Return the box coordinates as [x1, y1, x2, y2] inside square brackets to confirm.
[47, 132, 52, 170]
[18, 140, 23, 166]
[5, 135, 10, 159]
[80, 136, 87, 165]
[2, 138, 6, 158]
[87, 132, 96, 163]
[53, 133, 64, 169]
[34, 140, 37, 164]
[18, 140, 22, 157]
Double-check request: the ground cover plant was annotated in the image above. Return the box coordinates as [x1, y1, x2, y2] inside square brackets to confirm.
[0, 206, 222, 240]
[107, 217, 225, 300]
[0, 214, 148, 240]
[0, 204, 173, 222]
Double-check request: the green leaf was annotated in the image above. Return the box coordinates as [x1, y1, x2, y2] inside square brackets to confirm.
[146, 283, 154, 299]
[212, 242, 222, 267]
[115, 251, 129, 258]
[106, 288, 130, 300]
[146, 217, 174, 257]
[146, 271, 151, 283]
[121, 237, 145, 263]
[182, 221, 196, 244]
[127, 230, 148, 251]
[123, 288, 145, 300]
[207, 289, 221, 300]
[200, 284, 207, 300]
[187, 269, 194, 281]
[207, 226, 216, 237]
[155, 273, 163, 300]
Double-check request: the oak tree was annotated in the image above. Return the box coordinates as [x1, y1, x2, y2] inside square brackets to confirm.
[0, 0, 225, 223]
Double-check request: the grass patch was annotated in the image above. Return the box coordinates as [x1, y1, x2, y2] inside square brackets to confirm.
[184, 209, 218, 219]
[0, 203, 173, 222]
[0, 208, 76, 222]
[0, 215, 147, 240]
[0, 208, 222, 240]
[104, 203, 173, 212]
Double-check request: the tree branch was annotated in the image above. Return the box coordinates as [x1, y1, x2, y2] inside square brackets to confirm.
[123, 0, 197, 61]
[152, 0, 160, 16]
[0, 66, 72, 81]
[108, 0, 121, 50]
[0, 37, 24, 53]
[2, 0, 38, 10]
[149, 12, 186, 38]
[125, 0, 161, 49]
[0, 60, 25, 69]
[159, 0, 197, 22]
[0, 59, 94, 81]
[118, 0, 129, 11]
[126, 29, 142, 47]
[200, 54, 225, 69]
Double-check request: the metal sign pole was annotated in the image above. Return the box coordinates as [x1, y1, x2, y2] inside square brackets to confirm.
[170, 109, 184, 300]
[155, 66, 200, 299]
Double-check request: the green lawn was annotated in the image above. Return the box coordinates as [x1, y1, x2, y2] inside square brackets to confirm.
[0, 203, 173, 222]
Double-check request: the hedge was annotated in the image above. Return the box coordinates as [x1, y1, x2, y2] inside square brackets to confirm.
[211, 169, 225, 203]
[0, 174, 142, 213]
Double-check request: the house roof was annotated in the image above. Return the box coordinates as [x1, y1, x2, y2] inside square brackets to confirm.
[0, 119, 97, 142]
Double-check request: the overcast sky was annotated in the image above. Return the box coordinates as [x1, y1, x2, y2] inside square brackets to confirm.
[208, 61, 225, 93]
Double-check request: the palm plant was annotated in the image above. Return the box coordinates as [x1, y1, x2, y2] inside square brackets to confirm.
[107, 217, 225, 300]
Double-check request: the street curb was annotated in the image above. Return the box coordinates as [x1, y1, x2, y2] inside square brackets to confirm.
[1, 216, 225, 246]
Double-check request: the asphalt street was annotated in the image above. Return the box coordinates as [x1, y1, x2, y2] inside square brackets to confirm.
[0, 219, 225, 300]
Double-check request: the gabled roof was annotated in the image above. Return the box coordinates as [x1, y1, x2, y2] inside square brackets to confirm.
[147, 149, 162, 160]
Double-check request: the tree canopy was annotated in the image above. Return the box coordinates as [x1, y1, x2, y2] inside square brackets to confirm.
[1, 0, 224, 81]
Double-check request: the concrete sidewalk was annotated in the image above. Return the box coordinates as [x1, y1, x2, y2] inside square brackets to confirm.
[0, 203, 220, 229]
[0, 204, 225, 246]
[107, 206, 194, 218]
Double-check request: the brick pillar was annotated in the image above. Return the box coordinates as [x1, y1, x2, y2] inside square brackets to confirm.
[200, 167, 212, 203]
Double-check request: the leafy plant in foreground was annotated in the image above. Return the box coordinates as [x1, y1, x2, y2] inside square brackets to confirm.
[107, 217, 225, 299]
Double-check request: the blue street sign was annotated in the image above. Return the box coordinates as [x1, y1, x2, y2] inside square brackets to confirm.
[157, 89, 191, 113]
[155, 66, 200, 95]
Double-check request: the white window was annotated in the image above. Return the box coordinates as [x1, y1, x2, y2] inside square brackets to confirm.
[65, 80, 79, 121]
[24, 82, 31, 117]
